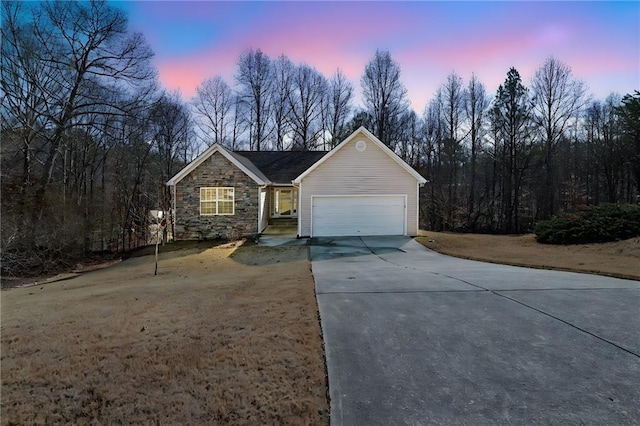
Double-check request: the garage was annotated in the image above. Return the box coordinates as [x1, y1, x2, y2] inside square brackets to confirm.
[311, 195, 406, 237]
[293, 128, 426, 237]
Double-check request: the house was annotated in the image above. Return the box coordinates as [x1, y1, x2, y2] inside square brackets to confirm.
[166, 127, 427, 239]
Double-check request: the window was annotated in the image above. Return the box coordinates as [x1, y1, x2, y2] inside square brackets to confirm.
[200, 187, 234, 215]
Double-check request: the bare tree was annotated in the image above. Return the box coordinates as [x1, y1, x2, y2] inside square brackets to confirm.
[33, 0, 155, 192]
[192, 76, 233, 146]
[584, 94, 630, 203]
[361, 49, 409, 146]
[1, 1, 53, 233]
[616, 91, 640, 192]
[287, 64, 327, 150]
[229, 94, 245, 150]
[436, 73, 466, 228]
[395, 110, 422, 165]
[270, 55, 295, 150]
[235, 48, 272, 150]
[421, 95, 446, 230]
[464, 73, 489, 230]
[110, 110, 156, 252]
[439, 73, 465, 143]
[149, 92, 194, 240]
[1, 0, 157, 273]
[324, 69, 354, 148]
[531, 56, 587, 218]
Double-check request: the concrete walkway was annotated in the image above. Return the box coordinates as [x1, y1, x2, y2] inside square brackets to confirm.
[257, 225, 307, 247]
[310, 236, 640, 425]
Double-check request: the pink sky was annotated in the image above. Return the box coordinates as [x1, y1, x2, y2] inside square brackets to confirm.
[118, 1, 639, 111]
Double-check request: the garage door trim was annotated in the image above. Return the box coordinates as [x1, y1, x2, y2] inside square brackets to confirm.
[310, 194, 407, 237]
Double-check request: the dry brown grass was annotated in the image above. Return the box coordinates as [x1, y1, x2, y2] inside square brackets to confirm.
[417, 231, 640, 280]
[1, 242, 328, 425]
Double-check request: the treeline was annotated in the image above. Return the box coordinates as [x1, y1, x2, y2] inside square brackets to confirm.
[1, 1, 193, 275]
[1, 1, 638, 276]
[190, 49, 639, 233]
[417, 67, 639, 233]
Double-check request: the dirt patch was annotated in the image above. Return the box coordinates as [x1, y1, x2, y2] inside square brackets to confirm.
[417, 231, 640, 281]
[1, 242, 328, 424]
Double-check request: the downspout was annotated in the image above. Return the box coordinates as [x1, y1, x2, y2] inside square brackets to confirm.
[417, 180, 428, 237]
[292, 181, 301, 238]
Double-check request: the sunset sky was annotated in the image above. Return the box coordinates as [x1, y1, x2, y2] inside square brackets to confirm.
[113, 1, 639, 110]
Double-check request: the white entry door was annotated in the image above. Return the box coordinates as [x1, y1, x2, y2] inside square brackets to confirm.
[311, 195, 406, 237]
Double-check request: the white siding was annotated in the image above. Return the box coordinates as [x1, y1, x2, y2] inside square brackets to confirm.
[299, 135, 419, 237]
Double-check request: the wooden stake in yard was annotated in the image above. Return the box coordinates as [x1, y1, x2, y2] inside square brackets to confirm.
[155, 217, 167, 276]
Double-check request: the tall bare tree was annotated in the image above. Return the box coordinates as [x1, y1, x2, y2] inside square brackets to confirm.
[395, 110, 422, 165]
[270, 55, 295, 150]
[235, 48, 272, 150]
[1, 0, 157, 272]
[0, 2, 52, 192]
[287, 64, 327, 150]
[531, 56, 586, 218]
[149, 92, 193, 239]
[616, 91, 640, 191]
[436, 73, 466, 228]
[192, 76, 233, 146]
[421, 95, 446, 230]
[464, 73, 489, 230]
[325, 69, 354, 148]
[361, 49, 409, 146]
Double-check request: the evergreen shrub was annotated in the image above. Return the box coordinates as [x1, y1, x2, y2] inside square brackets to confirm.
[534, 204, 640, 244]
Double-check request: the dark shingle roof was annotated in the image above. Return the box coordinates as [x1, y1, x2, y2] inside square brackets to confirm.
[233, 151, 328, 184]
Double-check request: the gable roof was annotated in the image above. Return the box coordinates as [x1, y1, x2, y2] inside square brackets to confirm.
[166, 143, 269, 186]
[166, 143, 328, 187]
[293, 127, 427, 185]
[235, 151, 327, 184]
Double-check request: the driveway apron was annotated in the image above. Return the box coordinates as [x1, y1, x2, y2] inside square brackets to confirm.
[310, 236, 640, 425]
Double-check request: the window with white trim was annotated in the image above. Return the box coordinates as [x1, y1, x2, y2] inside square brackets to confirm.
[200, 187, 234, 215]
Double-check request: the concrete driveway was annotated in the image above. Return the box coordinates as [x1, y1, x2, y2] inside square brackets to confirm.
[310, 236, 640, 425]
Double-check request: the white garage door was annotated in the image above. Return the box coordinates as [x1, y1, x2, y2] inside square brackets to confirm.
[311, 196, 406, 237]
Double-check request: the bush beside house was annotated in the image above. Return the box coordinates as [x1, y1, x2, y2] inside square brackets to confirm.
[534, 204, 640, 244]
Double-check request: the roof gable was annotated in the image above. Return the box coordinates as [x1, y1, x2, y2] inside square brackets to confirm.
[166, 143, 268, 186]
[293, 127, 427, 184]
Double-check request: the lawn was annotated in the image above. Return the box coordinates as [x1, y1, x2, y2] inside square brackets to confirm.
[4, 231, 637, 424]
[1, 242, 328, 425]
[417, 231, 640, 280]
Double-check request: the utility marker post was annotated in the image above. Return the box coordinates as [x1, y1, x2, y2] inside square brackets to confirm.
[154, 213, 167, 276]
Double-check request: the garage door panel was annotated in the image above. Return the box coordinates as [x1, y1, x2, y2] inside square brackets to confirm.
[312, 196, 405, 237]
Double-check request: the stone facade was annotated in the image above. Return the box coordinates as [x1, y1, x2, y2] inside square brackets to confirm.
[172, 152, 259, 240]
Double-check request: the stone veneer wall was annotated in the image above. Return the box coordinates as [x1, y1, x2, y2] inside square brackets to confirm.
[173, 152, 259, 240]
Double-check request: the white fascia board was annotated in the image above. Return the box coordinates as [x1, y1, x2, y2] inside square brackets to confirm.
[166, 143, 268, 186]
[292, 126, 427, 185]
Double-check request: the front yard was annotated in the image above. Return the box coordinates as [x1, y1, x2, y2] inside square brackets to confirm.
[417, 231, 640, 280]
[4, 231, 637, 424]
[1, 242, 328, 424]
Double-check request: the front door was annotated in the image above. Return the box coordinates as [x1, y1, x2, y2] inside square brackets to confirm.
[272, 188, 298, 217]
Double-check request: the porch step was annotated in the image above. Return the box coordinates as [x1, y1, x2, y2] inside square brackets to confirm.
[268, 218, 297, 226]
[261, 224, 298, 236]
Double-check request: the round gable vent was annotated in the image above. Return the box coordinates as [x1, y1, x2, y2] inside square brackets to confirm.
[355, 140, 367, 152]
